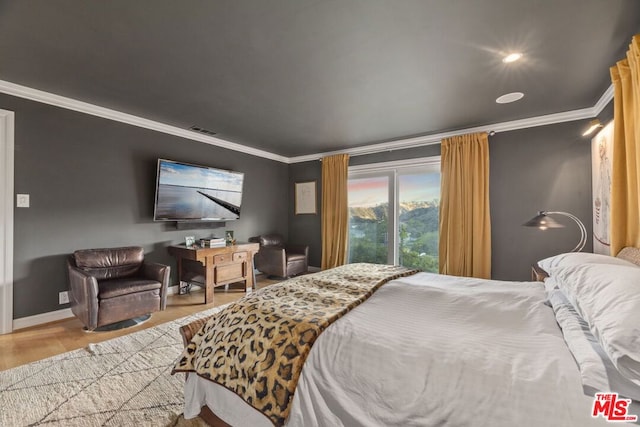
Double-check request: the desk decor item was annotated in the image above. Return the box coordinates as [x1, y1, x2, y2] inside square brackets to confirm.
[523, 210, 586, 252]
[178, 280, 192, 295]
[185, 236, 196, 247]
[200, 237, 226, 248]
[295, 181, 317, 215]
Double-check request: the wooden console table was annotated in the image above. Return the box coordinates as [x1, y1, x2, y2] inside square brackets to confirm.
[168, 242, 259, 304]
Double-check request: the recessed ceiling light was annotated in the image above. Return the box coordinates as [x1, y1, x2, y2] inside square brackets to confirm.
[503, 53, 523, 63]
[496, 92, 524, 104]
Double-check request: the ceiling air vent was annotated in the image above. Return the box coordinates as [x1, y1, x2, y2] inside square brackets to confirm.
[189, 125, 217, 136]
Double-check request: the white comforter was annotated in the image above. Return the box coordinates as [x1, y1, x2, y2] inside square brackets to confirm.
[183, 272, 614, 426]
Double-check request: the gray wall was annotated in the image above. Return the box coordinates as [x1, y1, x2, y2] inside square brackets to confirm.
[288, 116, 605, 281]
[490, 121, 593, 280]
[5, 94, 289, 319]
[288, 162, 322, 267]
[7, 89, 613, 318]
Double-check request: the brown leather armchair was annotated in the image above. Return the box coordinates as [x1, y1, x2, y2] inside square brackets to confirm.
[67, 246, 170, 331]
[249, 234, 309, 278]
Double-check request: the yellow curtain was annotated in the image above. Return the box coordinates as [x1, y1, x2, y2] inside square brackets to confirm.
[321, 154, 350, 269]
[610, 34, 640, 255]
[439, 132, 491, 278]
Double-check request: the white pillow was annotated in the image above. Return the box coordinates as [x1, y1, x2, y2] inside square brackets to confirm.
[538, 252, 638, 273]
[548, 288, 640, 401]
[552, 263, 640, 384]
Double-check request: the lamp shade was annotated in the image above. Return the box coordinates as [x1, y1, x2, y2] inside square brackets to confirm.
[522, 210, 586, 252]
[522, 212, 564, 229]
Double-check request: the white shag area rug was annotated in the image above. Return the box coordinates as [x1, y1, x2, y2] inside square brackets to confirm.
[0, 306, 225, 427]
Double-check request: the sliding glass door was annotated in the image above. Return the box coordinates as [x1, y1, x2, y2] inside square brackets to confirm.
[397, 170, 440, 271]
[347, 174, 392, 264]
[347, 158, 440, 272]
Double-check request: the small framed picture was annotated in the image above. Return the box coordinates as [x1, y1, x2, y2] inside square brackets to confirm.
[295, 181, 317, 215]
[185, 236, 195, 247]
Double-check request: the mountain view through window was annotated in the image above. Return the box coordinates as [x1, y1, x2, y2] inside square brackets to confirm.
[347, 167, 440, 272]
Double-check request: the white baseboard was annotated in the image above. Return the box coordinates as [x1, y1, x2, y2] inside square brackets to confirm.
[13, 285, 183, 330]
[13, 284, 185, 331]
[13, 308, 74, 330]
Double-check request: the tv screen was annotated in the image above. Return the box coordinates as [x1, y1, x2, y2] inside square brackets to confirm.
[153, 159, 244, 221]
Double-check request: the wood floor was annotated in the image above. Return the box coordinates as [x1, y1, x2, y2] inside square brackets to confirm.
[0, 275, 281, 372]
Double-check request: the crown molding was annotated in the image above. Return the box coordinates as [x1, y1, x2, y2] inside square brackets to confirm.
[0, 80, 289, 164]
[288, 104, 600, 163]
[0, 79, 613, 165]
[593, 84, 614, 115]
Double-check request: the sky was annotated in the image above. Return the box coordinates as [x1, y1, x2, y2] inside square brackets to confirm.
[158, 160, 243, 192]
[348, 172, 440, 207]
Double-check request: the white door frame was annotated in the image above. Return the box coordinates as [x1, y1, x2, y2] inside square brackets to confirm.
[0, 109, 15, 334]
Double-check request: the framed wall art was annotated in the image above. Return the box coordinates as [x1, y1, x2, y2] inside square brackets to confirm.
[591, 121, 614, 255]
[295, 181, 317, 215]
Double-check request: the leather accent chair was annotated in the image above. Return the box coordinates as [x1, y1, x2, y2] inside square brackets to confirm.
[67, 246, 170, 331]
[249, 234, 309, 278]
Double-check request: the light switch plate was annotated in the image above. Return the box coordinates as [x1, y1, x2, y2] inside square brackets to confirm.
[16, 194, 30, 208]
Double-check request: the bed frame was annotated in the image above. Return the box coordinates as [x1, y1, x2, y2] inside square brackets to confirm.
[197, 406, 231, 427]
[617, 246, 640, 265]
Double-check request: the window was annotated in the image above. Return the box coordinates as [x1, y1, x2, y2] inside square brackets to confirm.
[347, 157, 440, 272]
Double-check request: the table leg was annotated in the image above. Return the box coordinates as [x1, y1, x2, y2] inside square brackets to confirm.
[177, 258, 183, 283]
[246, 254, 256, 292]
[205, 258, 215, 304]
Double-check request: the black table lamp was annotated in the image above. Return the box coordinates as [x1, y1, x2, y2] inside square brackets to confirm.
[523, 211, 586, 252]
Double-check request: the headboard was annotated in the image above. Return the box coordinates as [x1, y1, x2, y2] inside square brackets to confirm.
[617, 247, 640, 266]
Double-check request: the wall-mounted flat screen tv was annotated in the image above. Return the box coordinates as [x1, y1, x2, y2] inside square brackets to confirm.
[153, 159, 244, 222]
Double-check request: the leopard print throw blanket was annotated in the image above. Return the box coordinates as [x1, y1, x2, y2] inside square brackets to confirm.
[172, 263, 418, 426]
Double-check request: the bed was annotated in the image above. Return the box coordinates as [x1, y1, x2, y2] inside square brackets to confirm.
[173, 249, 640, 427]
